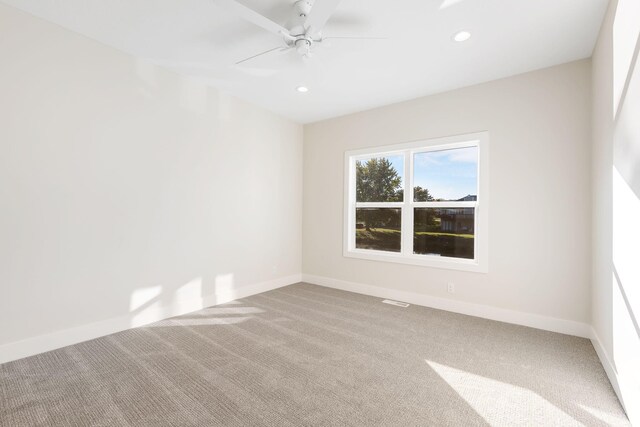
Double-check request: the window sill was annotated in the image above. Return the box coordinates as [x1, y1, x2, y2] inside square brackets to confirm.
[343, 249, 488, 273]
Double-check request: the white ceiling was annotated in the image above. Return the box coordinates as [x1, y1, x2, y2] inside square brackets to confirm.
[2, 0, 608, 123]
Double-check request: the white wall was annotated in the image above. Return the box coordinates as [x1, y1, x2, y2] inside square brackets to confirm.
[303, 60, 592, 330]
[591, 0, 640, 423]
[0, 4, 302, 360]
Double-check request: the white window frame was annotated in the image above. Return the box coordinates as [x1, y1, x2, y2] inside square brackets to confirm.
[343, 131, 489, 273]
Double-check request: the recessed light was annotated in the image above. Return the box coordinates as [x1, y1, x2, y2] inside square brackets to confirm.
[452, 31, 471, 42]
[296, 86, 309, 93]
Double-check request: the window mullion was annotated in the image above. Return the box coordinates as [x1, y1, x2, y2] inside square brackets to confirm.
[402, 150, 412, 256]
[412, 201, 476, 208]
[355, 202, 404, 208]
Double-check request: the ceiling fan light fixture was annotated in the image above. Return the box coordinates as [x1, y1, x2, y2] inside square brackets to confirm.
[452, 30, 471, 42]
[296, 86, 309, 93]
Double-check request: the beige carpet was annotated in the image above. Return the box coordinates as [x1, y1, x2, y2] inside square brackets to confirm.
[0, 283, 629, 426]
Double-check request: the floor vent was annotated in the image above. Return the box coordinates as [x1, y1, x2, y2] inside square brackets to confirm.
[382, 299, 410, 307]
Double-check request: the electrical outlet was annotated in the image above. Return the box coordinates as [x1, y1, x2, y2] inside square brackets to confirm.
[447, 283, 455, 294]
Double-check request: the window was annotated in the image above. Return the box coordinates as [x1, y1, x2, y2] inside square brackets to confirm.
[344, 132, 488, 272]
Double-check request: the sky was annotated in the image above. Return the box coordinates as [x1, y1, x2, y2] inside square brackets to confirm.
[383, 146, 478, 201]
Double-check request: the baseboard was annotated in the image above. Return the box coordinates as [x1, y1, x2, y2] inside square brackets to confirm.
[590, 328, 639, 425]
[589, 328, 623, 406]
[0, 274, 301, 365]
[301, 274, 591, 338]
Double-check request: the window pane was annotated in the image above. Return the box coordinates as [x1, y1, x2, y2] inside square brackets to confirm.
[355, 208, 401, 252]
[413, 208, 474, 259]
[413, 146, 477, 202]
[356, 155, 404, 202]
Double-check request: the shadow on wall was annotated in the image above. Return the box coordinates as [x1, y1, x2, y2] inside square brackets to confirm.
[0, 9, 295, 349]
[128, 274, 245, 328]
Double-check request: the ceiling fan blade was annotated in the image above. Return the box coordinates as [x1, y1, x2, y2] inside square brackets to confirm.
[214, 0, 291, 38]
[236, 46, 289, 65]
[305, 0, 343, 34]
[322, 36, 387, 40]
[240, 48, 302, 71]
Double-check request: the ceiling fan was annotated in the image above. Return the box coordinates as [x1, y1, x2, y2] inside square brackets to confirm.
[215, 0, 382, 65]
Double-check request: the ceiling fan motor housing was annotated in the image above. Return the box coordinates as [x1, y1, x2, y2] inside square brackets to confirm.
[295, 38, 313, 56]
[295, 0, 313, 18]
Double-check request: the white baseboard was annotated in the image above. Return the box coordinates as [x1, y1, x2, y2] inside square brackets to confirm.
[301, 274, 591, 338]
[589, 328, 623, 406]
[590, 328, 639, 425]
[0, 274, 301, 365]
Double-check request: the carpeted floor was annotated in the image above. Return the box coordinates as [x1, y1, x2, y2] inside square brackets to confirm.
[0, 283, 629, 426]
